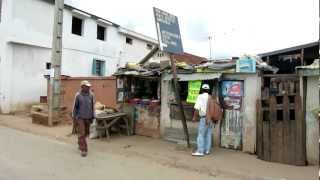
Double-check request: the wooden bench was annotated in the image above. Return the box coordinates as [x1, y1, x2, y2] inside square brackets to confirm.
[96, 113, 131, 140]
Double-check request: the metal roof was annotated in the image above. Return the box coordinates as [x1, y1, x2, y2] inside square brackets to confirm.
[162, 73, 221, 81]
[258, 41, 319, 57]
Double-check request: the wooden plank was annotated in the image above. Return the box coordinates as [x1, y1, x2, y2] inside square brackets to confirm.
[283, 95, 291, 164]
[295, 95, 306, 165]
[270, 95, 284, 163]
[269, 96, 276, 162]
[262, 120, 270, 161]
[262, 74, 299, 78]
[169, 55, 190, 147]
[301, 48, 304, 65]
[289, 106, 297, 165]
[256, 100, 263, 159]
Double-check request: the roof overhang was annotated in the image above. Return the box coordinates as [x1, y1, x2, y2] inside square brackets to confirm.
[258, 41, 319, 58]
[118, 28, 158, 44]
[162, 73, 221, 81]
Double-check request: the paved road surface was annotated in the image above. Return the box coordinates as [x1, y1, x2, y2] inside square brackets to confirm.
[0, 126, 237, 180]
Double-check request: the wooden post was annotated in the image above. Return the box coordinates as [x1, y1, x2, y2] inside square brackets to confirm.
[169, 55, 190, 147]
[300, 48, 304, 66]
[256, 100, 263, 159]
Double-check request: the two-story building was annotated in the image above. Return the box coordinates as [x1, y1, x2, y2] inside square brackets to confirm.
[0, 0, 157, 113]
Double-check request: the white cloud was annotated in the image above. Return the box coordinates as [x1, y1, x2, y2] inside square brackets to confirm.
[67, 0, 319, 58]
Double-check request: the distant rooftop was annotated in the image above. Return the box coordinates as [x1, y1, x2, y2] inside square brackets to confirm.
[173, 53, 207, 65]
[259, 41, 319, 58]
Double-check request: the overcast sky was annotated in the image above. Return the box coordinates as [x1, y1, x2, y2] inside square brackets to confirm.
[67, 0, 319, 59]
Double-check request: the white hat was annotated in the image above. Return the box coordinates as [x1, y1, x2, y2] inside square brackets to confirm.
[202, 84, 210, 90]
[80, 80, 91, 87]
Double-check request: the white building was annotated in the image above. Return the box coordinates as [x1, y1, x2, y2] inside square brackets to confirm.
[0, 0, 157, 113]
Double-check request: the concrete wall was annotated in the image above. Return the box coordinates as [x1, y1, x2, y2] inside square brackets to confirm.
[10, 44, 50, 111]
[0, 0, 13, 113]
[305, 76, 319, 165]
[0, 0, 156, 113]
[160, 79, 200, 144]
[160, 73, 261, 153]
[60, 76, 117, 114]
[119, 35, 154, 66]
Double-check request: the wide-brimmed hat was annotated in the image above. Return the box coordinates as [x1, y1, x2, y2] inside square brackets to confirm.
[80, 80, 91, 87]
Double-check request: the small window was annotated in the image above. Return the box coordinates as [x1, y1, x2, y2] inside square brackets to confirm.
[92, 59, 106, 76]
[126, 37, 133, 45]
[72, 16, 83, 36]
[97, 25, 106, 41]
[46, 62, 51, 70]
[147, 44, 153, 50]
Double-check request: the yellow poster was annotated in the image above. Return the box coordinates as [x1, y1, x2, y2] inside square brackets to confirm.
[186, 81, 202, 103]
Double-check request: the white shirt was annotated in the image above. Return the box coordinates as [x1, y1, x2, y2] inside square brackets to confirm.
[194, 93, 209, 117]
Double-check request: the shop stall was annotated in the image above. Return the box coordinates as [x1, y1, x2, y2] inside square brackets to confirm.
[114, 63, 161, 138]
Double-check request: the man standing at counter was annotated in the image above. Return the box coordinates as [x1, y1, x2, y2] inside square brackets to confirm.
[192, 84, 211, 156]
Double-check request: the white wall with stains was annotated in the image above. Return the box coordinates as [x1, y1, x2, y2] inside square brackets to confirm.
[305, 76, 319, 165]
[0, 0, 157, 113]
[222, 73, 261, 153]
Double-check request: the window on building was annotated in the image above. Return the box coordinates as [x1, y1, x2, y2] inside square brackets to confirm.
[92, 59, 106, 76]
[126, 37, 133, 45]
[46, 62, 51, 70]
[97, 25, 106, 41]
[146, 44, 153, 50]
[157, 52, 164, 57]
[72, 16, 83, 36]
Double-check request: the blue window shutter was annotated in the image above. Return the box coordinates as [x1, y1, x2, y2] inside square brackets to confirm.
[92, 60, 97, 75]
[101, 61, 106, 76]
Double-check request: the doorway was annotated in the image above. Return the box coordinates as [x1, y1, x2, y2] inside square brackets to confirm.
[220, 80, 244, 150]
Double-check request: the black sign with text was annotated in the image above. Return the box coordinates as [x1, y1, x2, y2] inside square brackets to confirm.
[153, 7, 183, 54]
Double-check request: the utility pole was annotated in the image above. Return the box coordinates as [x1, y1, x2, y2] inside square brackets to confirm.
[48, 0, 64, 126]
[208, 36, 212, 60]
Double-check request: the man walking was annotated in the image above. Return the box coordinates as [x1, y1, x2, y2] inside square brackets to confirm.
[192, 84, 212, 156]
[72, 80, 95, 157]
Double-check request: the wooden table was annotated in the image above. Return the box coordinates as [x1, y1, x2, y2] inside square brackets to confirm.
[96, 112, 131, 140]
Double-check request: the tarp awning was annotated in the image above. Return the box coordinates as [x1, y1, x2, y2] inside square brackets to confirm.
[162, 73, 221, 81]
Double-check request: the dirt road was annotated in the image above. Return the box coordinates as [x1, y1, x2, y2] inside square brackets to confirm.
[0, 126, 238, 180]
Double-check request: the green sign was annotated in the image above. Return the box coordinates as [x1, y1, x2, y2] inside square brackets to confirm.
[186, 81, 202, 103]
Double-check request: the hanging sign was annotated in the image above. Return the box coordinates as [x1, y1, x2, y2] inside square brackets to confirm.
[236, 56, 256, 73]
[153, 7, 183, 54]
[186, 81, 202, 103]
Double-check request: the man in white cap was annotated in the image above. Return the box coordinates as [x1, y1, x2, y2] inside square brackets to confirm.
[192, 84, 212, 156]
[72, 80, 95, 157]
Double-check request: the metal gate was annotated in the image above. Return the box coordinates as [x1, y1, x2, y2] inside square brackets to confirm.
[256, 76, 306, 165]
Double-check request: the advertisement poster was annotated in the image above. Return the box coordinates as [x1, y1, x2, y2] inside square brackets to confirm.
[221, 81, 243, 97]
[186, 81, 202, 103]
[236, 57, 256, 73]
[222, 96, 242, 110]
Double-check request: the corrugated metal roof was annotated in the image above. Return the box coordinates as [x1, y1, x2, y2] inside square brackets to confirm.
[162, 73, 221, 81]
[258, 41, 319, 57]
[173, 53, 207, 65]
